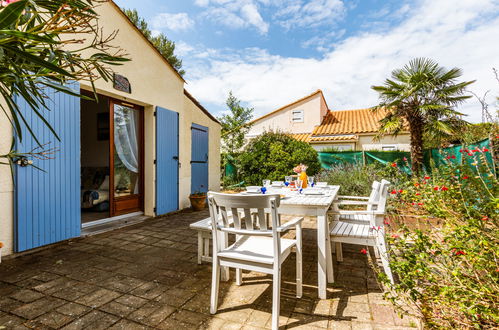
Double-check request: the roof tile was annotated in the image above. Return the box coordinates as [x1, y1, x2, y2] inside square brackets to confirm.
[312, 108, 389, 135]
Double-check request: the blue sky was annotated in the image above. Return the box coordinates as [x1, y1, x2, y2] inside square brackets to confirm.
[114, 0, 499, 122]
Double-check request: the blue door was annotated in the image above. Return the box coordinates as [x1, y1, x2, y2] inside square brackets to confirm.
[15, 82, 81, 252]
[156, 107, 179, 215]
[191, 123, 209, 194]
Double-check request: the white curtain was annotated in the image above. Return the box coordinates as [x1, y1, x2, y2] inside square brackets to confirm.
[114, 106, 139, 194]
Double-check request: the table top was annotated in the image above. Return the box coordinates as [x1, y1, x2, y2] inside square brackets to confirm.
[241, 185, 340, 207]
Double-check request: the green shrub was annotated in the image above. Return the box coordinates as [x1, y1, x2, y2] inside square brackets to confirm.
[315, 163, 407, 196]
[238, 132, 320, 185]
[384, 148, 498, 328]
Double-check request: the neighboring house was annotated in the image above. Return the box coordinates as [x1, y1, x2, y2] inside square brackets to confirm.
[247, 90, 410, 151]
[0, 1, 220, 256]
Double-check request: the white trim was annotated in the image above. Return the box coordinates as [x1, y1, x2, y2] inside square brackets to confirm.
[81, 211, 143, 228]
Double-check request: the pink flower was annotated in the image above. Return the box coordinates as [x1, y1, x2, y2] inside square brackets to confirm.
[360, 248, 367, 255]
[1, 0, 19, 5]
[383, 219, 390, 225]
[403, 157, 408, 161]
[391, 234, 399, 238]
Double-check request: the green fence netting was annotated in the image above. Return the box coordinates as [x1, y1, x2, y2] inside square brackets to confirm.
[318, 139, 494, 174]
[318, 151, 363, 169]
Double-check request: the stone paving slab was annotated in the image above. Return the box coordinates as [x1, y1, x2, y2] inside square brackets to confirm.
[0, 209, 420, 329]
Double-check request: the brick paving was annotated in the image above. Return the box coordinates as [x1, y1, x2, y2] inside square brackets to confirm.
[0, 210, 420, 329]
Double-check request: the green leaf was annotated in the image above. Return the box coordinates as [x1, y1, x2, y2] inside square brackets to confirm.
[0, 0, 27, 29]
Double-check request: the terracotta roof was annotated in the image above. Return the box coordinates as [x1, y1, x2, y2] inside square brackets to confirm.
[249, 90, 327, 124]
[184, 89, 220, 125]
[289, 133, 311, 142]
[309, 135, 358, 142]
[312, 108, 389, 136]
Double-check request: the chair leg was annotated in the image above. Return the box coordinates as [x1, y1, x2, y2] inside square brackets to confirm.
[204, 237, 210, 259]
[377, 236, 394, 284]
[197, 233, 203, 265]
[336, 242, 343, 262]
[296, 228, 303, 298]
[236, 268, 243, 286]
[272, 267, 281, 330]
[210, 258, 220, 314]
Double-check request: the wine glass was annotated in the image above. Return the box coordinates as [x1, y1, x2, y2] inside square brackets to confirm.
[308, 176, 315, 187]
[285, 176, 292, 187]
[262, 179, 271, 187]
[295, 179, 303, 191]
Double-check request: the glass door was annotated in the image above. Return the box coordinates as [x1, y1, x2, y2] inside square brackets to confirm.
[109, 100, 144, 216]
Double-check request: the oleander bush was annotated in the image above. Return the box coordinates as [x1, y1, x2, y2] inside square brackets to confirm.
[238, 132, 321, 185]
[383, 147, 498, 328]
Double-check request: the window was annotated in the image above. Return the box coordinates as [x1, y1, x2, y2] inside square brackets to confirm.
[382, 145, 396, 151]
[291, 110, 304, 122]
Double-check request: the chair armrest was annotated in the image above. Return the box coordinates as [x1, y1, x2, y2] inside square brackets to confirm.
[329, 210, 384, 216]
[276, 217, 303, 233]
[338, 195, 370, 200]
[335, 200, 373, 206]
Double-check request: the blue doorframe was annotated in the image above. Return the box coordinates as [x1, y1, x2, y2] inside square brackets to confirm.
[155, 107, 179, 215]
[191, 123, 209, 194]
[15, 82, 81, 252]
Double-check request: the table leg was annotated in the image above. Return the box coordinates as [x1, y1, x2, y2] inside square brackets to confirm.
[317, 212, 329, 299]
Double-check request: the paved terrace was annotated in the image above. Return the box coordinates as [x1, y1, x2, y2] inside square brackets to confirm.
[0, 210, 419, 329]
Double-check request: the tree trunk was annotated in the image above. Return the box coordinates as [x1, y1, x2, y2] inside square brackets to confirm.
[408, 116, 424, 175]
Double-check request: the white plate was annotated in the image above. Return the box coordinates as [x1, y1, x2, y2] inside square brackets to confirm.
[243, 191, 261, 194]
[304, 191, 324, 195]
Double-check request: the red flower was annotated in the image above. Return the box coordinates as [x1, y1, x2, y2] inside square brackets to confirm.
[451, 155, 456, 159]
[441, 186, 449, 191]
[459, 149, 464, 153]
[398, 189, 403, 193]
[391, 162, 397, 167]
[446, 156, 451, 160]
[472, 149, 479, 152]
[383, 219, 390, 225]
[411, 202, 415, 206]
[403, 157, 408, 161]
[482, 216, 489, 221]
[424, 176, 430, 180]
[467, 153, 473, 156]
[414, 183, 420, 187]
[360, 248, 367, 255]
[417, 202, 423, 206]
[391, 234, 399, 238]
[463, 175, 469, 179]
[390, 189, 397, 194]
[415, 193, 421, 196]
[455, 250, 466, 256]
[483, 148, 489, 152]
[433, 186, 439, 191]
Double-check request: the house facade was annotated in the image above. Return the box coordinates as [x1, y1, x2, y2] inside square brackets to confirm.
[0, 1, 220, 256]
[247, 90, 410, 151]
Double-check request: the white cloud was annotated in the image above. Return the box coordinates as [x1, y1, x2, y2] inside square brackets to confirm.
[198, 0, 269, 35]
[274, 0, 346, 29]
[185, 0, 499, 123]
[151, 12, 194, 31]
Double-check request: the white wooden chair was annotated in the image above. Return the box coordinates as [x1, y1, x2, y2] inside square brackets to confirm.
[208, 192, 303, 330]
[328, 181, 394, 283]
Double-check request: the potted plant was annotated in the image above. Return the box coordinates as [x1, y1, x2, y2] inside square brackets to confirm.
[189, 191, 207, 211]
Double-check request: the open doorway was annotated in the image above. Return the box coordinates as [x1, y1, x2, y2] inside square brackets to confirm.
[80, 92, 111, 223]
[80, 92, 145, 225]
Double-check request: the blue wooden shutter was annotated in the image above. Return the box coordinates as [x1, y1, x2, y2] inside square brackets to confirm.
[15, 82, 81, 252]
[156, 107, 179, 215]
[191, 123, 209, 194]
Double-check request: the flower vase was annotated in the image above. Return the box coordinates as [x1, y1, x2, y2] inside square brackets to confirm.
[299, 171, 308, 188]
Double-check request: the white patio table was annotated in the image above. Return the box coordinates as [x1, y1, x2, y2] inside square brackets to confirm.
[233, 185, 340, 299]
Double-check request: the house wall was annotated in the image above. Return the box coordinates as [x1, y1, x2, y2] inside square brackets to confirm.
[0, 100, 14, 256]
[247, 93, 323, 137]
[0, 1, 221, 256]
[358, 134, 411, 151]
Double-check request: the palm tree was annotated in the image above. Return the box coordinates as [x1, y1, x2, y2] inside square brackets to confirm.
[371, 58, 474, 174]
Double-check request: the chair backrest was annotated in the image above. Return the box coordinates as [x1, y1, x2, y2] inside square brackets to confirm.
[207, 192, 283, 256]
[373, 180, 390, 226]
[366, 181, 381, 211]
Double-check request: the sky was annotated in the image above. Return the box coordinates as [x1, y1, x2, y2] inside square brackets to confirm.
[114, 0, 499, 123]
